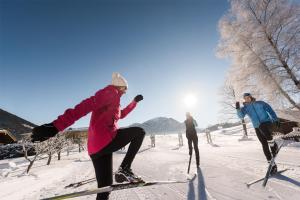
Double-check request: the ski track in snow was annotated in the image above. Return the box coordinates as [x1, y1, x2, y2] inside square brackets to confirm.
[204, 188, 216, 200]
[225, 155, 300, 167]
[0, 132, 300, 200]
[138, 172, 186, 199]
[266, 186, 283, 200]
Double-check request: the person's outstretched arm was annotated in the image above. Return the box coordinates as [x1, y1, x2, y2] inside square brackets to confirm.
[53, 89, 115, 131]
[31, 88, 116, 142]
[236, 102, 246, 119]
[120, 95, 143, 119]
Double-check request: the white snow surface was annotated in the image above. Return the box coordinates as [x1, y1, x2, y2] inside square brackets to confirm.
[0, 129, 300, 200]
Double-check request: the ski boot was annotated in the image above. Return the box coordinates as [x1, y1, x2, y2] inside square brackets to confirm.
[270, 163, 278, 175]
[115, 167, 144, 183]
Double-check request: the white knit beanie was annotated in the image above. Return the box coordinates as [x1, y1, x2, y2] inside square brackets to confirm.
[111, 72, 128, 88]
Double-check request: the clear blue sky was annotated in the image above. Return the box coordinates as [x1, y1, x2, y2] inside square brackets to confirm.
[0, 0, 230, 129]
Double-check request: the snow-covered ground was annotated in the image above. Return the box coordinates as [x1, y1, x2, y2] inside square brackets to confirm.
[1, 128, 300, 200]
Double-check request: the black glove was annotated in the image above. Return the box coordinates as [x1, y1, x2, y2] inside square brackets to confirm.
[134, 95, 143, 102]
[235, 102, 240, 109]
[31, 122, 59, 142]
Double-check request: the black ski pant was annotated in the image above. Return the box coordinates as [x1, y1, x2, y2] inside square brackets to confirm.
[90, 127, 145, 200]
[255, 122, 278, 161]
[186, 134, 200, 166]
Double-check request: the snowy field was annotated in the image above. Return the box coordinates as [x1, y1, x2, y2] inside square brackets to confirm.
[1, 128, 300, 200]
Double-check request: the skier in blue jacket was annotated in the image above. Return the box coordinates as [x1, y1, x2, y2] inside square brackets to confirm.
[236, 93, 280, 174]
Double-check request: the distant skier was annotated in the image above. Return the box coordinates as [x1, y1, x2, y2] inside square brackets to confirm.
[178, 132, 183, 147]
[205, 129, 212, 144]
[184, 112, 200, 168]
[236, 93, 280, 174]
[150, 134, 155, 147]
[31, 72, 145, 200]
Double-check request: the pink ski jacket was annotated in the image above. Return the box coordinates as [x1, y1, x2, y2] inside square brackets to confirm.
[53, 85, 137, 155]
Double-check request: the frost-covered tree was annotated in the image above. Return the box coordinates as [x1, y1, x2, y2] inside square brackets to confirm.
[53, 134, 70, 161]
[45, 134, 71, 165]
[72, 137, 86, 153]
[219, 79, 248, 137]
[219, 80, 238, 122]
[22, 133, 71, 172]
[22, 135, 48, 173]
[44, 138, 56, 165]
[218, 0, 300, 110]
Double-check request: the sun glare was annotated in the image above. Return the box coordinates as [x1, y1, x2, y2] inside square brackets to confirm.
[184, 94, 197, 108]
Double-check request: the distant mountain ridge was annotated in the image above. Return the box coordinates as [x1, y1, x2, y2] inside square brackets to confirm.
[0, 108, 36, 140]
[129, 117, 202, 134]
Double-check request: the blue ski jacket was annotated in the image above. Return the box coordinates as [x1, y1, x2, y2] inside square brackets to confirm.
[237, 101, 278, 128]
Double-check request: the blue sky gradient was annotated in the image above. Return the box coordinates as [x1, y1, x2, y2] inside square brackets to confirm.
[1, 0, 230, 128]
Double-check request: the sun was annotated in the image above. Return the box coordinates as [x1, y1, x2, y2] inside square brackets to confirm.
[184, 94, 197, 108]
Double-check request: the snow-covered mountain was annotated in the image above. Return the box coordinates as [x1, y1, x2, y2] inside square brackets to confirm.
[129, 117, 201, 134]
[0, 108, 36, 140]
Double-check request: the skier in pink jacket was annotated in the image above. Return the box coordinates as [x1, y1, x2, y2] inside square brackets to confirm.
[31, 72, 145, 200]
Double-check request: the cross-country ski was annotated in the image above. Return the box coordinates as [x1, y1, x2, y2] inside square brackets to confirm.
[43, 177, 196, 200]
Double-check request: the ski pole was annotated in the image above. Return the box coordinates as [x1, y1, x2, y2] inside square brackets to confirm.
[262, 141, 283, 187]
[187, 154, 192, 174]
[65, 178, 96, 188]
